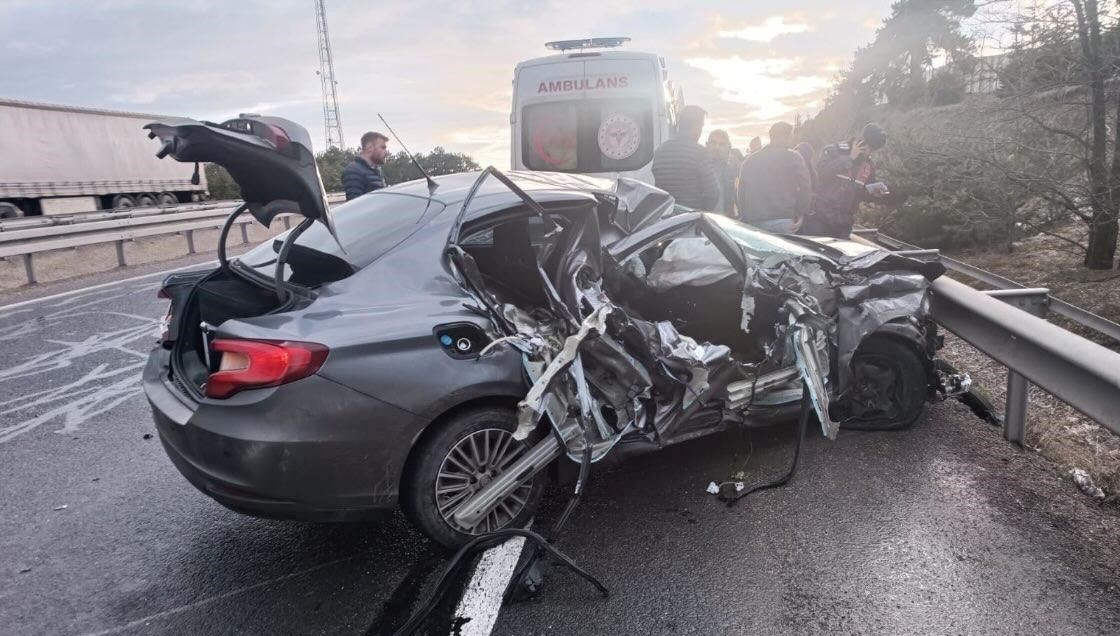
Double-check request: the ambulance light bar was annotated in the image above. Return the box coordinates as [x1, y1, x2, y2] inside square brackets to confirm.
[545, 37, 631, 52]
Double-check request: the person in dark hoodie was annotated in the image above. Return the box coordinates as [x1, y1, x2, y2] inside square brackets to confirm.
[736, 121, 811, 233]
[651, 105, 720, 210]
[342, 131, 389, 200]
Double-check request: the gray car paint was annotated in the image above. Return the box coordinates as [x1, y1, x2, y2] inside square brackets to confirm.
[145, 169, 945, 524]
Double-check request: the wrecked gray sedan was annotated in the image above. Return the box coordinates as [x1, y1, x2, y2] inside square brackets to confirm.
[143, 116, 952, 548]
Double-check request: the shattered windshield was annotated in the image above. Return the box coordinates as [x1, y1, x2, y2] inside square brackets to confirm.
[708, 214, 821, 258]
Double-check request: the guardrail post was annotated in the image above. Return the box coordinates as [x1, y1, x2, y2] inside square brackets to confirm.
[240, 223, 249, 244]
[983, 288, 1050, 446]
[23, 253, 36, 285]
[115, 240, 127, 267]
[185, 229, 196, 254]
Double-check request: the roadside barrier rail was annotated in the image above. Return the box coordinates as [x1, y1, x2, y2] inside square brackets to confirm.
[0, 195, 343, 285]
[855, 228, 1120, 344]
[860, 229, 1120, 444]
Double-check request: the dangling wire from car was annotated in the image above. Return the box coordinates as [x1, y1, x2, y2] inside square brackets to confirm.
[718, 384, 811, 506]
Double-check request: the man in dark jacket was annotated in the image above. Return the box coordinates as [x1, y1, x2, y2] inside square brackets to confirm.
[342, 131, 389, 200]
[801, 123, 889, 239]
[651, 105, 720, 210]
[705, 129, 739, 217]
[736, 121, 811, 233]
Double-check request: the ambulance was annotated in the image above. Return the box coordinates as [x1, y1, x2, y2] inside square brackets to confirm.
[510, 37, 682, 182]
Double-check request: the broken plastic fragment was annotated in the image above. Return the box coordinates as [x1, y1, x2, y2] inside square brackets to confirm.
[1070, 468, 1106, 499]
[706, 481, 720, 495]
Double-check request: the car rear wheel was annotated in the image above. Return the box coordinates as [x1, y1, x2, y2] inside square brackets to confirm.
[842, 335, 927, 430]
[402, 407, 543, 548]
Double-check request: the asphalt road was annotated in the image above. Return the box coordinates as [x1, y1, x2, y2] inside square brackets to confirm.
[2, 268, 1119, 635]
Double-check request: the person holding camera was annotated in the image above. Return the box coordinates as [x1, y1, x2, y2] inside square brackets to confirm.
[800, 123, 890, 239]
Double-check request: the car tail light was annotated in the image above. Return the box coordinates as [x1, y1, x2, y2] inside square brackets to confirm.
[205, 339, 328, 399]
[262, 124, 291, 152]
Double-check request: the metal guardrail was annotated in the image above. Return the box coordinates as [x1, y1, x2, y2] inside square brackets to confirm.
[859, 229, 1120, 444]
[0, 207, 235, 243]
[0, 201, 232, 233]
[856, 229, 1120, 343]
[929, 278, 1120, 439]
[0, 195, 344, 285]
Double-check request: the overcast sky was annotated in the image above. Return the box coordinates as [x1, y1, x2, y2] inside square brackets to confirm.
[0, 0, 897, 166]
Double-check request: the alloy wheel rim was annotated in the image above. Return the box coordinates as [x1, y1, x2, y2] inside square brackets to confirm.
[435, 427, 532, 535]
[850, 355, 904, 421]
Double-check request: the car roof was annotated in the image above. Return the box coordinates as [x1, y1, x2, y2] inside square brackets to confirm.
[382, 170, 618, 205]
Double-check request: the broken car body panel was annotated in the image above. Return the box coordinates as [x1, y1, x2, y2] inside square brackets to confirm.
[446, 169, 945, 528]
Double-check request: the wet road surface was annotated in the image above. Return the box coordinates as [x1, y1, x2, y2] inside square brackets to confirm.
[1, 269, 1119, 635]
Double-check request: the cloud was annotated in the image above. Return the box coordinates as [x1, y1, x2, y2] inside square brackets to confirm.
[718, 16, 813, 42]
[106, 72, 265, 105]
[685, 56, 830, 120]
[445, 125, 509, 168]
[0, 0, 897, 160]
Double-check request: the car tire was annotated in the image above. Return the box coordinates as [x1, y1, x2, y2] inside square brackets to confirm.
[401, 406, 544, 549]
[841, 335, 928, 430]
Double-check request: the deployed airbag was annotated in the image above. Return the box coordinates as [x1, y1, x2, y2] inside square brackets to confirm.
[646, 237, 738, 290]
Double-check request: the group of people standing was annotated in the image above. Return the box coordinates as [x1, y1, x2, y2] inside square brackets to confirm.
[652, 105, 889, 239]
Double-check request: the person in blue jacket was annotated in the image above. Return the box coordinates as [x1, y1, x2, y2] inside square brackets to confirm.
[342, 131, 389, 200]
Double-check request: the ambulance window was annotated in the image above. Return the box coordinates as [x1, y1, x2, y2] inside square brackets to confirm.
[522, 98, 653, 173]
[524, 103, 579, 171]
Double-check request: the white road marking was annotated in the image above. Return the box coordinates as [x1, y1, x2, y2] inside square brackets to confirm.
[0, 295, 162, 443]
[0, 260, 217, 314]
[453, 536, 526, 636]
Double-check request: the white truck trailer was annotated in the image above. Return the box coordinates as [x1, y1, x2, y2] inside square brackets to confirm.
[0, 98, 208, 217]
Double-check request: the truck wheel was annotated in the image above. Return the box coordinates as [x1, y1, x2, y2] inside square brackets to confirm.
[111, 194, 136, 210]
[401, 407, 544, 549]
[157, 192, 179, 207]
[137, 194, 157, 207]
[842, 335, 928, 430]
[0, 203, 21, 219]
